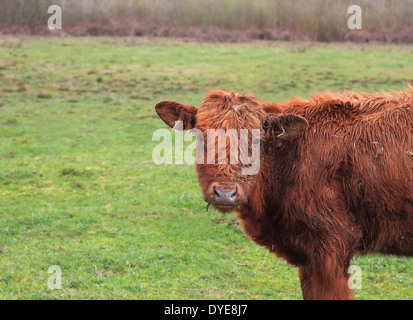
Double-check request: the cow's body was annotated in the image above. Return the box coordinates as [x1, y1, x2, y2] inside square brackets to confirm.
[156, 88, 413, 300]
[241, 90, 413, 299]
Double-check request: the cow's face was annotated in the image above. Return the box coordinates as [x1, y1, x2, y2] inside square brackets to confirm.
[155, 90, 307, 213]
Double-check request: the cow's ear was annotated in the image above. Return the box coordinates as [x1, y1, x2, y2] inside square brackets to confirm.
[155, 100, 197, 130]
[264, 113, 308, 140]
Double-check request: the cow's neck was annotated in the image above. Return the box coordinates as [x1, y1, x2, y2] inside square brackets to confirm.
[238, 145, 292, 223]
[239, 159, 274, 221]
[237, 147, 300, 257]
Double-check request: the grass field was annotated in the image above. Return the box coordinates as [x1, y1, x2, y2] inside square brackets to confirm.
[0, 37, 412, 300]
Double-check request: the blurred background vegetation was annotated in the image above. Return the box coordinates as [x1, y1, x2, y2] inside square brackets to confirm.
[1, 0, 413, 42]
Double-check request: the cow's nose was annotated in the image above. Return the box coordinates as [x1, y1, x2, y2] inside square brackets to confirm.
[213, 186, 238, 204]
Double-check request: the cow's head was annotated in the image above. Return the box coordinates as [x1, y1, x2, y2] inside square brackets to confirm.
[155, 90, 307, 213]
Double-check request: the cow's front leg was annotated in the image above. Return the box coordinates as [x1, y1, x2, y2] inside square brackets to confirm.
[298, 255, 353, 300]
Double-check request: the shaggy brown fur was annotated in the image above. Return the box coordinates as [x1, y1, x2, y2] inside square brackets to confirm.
[155, 87, 413, 300]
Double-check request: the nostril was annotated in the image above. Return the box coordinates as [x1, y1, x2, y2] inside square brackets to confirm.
[213, 186, 221, 199]
[230, 188, 238, 198]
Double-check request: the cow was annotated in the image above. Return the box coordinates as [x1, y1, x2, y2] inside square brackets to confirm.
[155, 88, 413, 300]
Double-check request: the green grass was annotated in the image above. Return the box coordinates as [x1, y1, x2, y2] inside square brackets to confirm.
[0, 37, 412, 299]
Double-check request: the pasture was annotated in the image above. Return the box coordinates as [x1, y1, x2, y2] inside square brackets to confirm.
[0, 37, 412, 299]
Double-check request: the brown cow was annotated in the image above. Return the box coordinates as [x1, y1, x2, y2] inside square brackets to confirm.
[155, 88, 413, 300]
